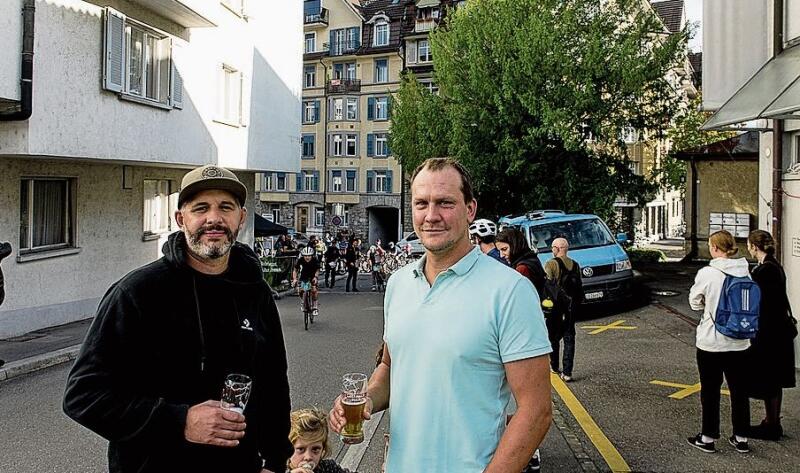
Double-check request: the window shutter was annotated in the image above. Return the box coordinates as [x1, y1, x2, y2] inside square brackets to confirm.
[386, 170, 393, 193]
[387, 96, 393, 118]
[367, 171, 375, 193]
[407, 41, 417, 64]
[313, 171, 320, 192]
[386, 134, 391, 156]
[296, 174, 303, 192]
[367, 97, 375, 120]
[367, 134, 375, 157]
[314, 100, 320, 123]
[301, 102, 305, 122]
[329, 30, 335, 52]
[103, 8, 125, 93]
[170, 51, 184, 109]
[240, 72, 250, 126]
[327, 98, 333, 120]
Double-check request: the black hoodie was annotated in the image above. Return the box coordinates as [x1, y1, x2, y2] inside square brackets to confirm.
[512, 251, 547, 300]
[63, 232, 292, 473]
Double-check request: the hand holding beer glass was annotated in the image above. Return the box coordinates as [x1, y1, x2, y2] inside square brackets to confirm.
[337, 373, 370, 445]
[221, 374, 252, 414]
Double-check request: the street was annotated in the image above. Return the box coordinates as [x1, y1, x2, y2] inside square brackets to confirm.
[2, 272, 800, 472]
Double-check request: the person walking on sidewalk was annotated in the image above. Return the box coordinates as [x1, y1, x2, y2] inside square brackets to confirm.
[329, 158, 552, 473]
[63, 165, 292, 473]
[345, 238, 360, 292]
[323, 242, 340, 288]
[687, 230, 752, 454]
[745, 230, 796, 440]
[544, 238, 582, 382]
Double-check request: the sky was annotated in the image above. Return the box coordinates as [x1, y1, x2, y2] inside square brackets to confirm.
[684, 0, 702, 51]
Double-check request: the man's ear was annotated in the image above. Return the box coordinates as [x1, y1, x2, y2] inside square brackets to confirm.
[175, 209, 184, 229]
[239, 207, 248, 230]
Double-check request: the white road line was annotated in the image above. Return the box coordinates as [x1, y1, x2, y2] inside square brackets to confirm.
[340, 411, 385, 470]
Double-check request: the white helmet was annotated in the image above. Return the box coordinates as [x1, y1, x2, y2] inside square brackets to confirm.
[469, 219, 497, 238]
[300, 246, 315, 256]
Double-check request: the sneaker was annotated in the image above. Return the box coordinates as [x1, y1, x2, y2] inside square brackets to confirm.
[748, 421, 783, 441]
[560, 374, 573, 382]
[522, 449, 540, 472]
[687, 434, 715, 453]
[313, 309, 319, 317]
[728, 435, 750, 453]
[550, 367, 560, 375]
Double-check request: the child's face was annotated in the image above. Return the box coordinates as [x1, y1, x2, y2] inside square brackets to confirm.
[290, 438, 324, 470]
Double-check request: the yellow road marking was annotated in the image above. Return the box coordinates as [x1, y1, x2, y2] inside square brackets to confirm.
[650, 380, 730, 399]
[551, 373, 630, 472]
[581, 319, 637, 335]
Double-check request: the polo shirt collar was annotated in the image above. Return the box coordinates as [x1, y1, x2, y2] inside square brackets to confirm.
[411, 246, 482, 279]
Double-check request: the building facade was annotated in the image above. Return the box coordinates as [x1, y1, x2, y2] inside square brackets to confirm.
[0, 0, 302, 338]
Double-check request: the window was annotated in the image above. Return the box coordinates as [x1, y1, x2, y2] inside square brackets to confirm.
[305, 33, 316, 53]
[303, 100, 319, 123]
[376, 171, 388, 192]
[143, 179, 173, 234]
[19, 178, 74, 252]
[276, 172, 287, 191]
[374, 59, 388, 83]
[346, 97, 358, 120]
[374, 21, 389, 47]
[333, 98, 344, 120]
[330, 27, 360, 56]
[304, 172, 315, 192]
[346, 170, 357, 192]
[219, 64, 244, 125]
[346, 134, 357, 156]
[331, 170, 343, 192]
[332, 62, 356, 80]
[221, 0, 246, 17]
[375, 134, 388, 157]
[419, 79, 438, 94]
[270, 204, 281, 224]
[367, 170, 392, 193]
[406, 40, 417, 64]
[304, 65, 316, 88]
[621, 127, 638, 143]
[418, 40, 432, 62]
[299, 171, 319, 192]
[375, 96, 388, 120]
[262, 173, 273, 191]
[315, 207, 325, 227]
[343, 206, 350, 225]
[302, 134, 315, 158]
[331, 134, 343, 156]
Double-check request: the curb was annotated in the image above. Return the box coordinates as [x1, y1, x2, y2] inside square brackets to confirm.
[340, 411, 385, 470]
[0, 344, 81, 382]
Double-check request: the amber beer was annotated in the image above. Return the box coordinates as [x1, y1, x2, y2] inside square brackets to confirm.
[340, 372, 368, 444]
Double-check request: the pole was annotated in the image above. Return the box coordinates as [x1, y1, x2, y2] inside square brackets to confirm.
[771, 0, 784, 261]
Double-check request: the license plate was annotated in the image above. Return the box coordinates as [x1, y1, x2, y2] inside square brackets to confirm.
[585, 291, 604, 300]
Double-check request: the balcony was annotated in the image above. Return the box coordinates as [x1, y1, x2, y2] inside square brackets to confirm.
[326, 78, 361, 94]
[414, 20, 436, 33]
[327, 40, 360, 57]
[304, 8, 328, 28]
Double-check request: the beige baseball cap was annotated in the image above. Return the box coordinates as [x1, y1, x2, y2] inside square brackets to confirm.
[178, 164, 247, 208]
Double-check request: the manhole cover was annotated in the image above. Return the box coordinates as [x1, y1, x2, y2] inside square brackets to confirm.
[653, 290, 680, 297]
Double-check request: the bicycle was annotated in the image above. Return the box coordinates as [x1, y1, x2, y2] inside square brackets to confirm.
[297, 280, 317, 330]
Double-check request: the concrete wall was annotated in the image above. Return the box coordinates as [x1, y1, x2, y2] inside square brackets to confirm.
[0, 0, 23, 102]
[0, 158, 256, 338]
[0, 0, 301, 173]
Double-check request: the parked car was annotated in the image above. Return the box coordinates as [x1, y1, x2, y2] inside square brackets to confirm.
[499, 210, 632, 304]
[397, 231, 425, 256]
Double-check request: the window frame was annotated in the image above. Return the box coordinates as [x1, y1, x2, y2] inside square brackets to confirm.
[303, 100, 317, 123]
[304, 65, 316, 88]
[302, 134, 316, 158]
[263, 173, 273, 191]
[374, 21, 390, 47]
[332, 134, 344, 156]
[345, 170, 357, 193]
[345, 134, 358, 157]
[418, 39, 432, 63]
[374, 58, 389, 83]
[375, 133, 388, 157]
[19, 177, 76, 254]
[375, 96, 389, 120]
[124, 20, 171, 105]
[270, 204, 281, 224]
[218, 63, 244, 126]
[305, 32, 316, 54]
[303, 171, 315, 193]
[375, 171, 388, 193]
[346, 97, 358, 120]
[276, 173, 287, 191]
[332, 170, 343, 192]
[314, 207, 325, 227]
[143, 178, 173, 236]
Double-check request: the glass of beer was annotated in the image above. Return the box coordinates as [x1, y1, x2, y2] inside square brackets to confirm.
[340, 372, 368, 445]
[221, 374, 252, 414]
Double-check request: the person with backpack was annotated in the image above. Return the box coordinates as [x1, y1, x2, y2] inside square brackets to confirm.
[544, 238, 582, 382]
[687, 230, 755, 454]
[745, 230, 796, 440]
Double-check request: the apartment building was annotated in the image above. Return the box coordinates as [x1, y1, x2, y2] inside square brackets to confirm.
[0, 0, 301, 337]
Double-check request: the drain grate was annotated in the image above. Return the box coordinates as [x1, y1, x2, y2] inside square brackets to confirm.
[652, 290, 680, 297]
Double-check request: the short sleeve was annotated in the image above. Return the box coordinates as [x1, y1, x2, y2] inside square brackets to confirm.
[498, 278, 552, 363]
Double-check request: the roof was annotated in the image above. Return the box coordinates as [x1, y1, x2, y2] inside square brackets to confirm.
[500, 212, 600, 227]
[650, 0, 683, 34]
[674, 131, 760, 160]
[357, 0, 408, 21]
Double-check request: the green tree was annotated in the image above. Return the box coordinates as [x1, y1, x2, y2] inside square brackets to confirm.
[389, 0, 687, 220]
[657, 94, 737, 190]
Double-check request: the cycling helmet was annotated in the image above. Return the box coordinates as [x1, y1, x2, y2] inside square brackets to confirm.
[469, 219, 497, 238]
[369, 245, 377, 252]
[300, 246, 315, 256]
[338, 241, 348, 250]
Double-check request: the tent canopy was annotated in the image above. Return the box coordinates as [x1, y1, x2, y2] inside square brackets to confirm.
[255, 214, 289, 237]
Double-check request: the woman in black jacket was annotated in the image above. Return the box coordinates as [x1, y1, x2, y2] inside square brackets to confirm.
[746, 230, 796, 440]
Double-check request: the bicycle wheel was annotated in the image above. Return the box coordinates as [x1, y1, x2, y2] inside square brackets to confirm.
[303, 292, 310, 330]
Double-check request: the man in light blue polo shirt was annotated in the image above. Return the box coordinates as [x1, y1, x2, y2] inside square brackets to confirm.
[330, 158, 552, 472]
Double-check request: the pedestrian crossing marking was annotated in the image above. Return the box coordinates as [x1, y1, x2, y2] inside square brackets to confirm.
[580, 319, 637, 335]
[650, 380, 730, 400]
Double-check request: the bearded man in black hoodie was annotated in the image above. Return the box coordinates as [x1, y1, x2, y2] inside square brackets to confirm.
[63, 165, 292, 473]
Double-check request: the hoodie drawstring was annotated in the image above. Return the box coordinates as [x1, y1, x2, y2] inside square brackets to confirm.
[191, 275, 207, 372]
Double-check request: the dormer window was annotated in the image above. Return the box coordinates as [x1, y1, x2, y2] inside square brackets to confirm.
[374, 20, 390, 47]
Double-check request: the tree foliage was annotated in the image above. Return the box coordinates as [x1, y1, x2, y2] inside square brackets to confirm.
[389, 0, 688, 220]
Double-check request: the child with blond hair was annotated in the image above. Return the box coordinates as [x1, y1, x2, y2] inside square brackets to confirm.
[287, 408, 357, 473]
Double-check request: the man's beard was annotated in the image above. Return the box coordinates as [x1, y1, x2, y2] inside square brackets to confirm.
[185, 224, 238, 260]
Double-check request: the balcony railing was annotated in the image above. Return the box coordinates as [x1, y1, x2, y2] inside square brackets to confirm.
[326, 78, 361, 94]
[327, 40, 360, 57]
[304, 8, 328, 25]
[414, 20, 435, 33]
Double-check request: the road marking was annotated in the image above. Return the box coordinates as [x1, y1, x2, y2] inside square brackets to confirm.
[551, 372, 630, 472]
[650, 380, 730, 400]
[580, 319, 637, 335]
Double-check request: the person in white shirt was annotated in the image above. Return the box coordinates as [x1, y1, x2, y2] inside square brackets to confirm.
[687, 230, 752, 454]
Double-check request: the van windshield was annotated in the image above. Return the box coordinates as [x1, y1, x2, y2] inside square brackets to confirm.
[528, 218, 615, 253]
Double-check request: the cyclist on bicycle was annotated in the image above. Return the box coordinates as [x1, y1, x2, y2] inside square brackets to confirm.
[469, 219, 507, 265]
[293, 246, 320, 316]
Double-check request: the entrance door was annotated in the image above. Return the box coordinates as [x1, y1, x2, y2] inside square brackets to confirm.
[296, 206, 309, 233]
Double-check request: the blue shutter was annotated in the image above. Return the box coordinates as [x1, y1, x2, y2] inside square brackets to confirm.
[329, 30, 335, 54]
[367, 97, 375, 120]
[386, 134, 391, 156]
[313, 171, 320, 191]
[314, 100, 320, 123]
[367, 134, 375, 157]
[367, 171, 375, 193]
[296, 174, 303, 192]
[386, 170, 393, 193]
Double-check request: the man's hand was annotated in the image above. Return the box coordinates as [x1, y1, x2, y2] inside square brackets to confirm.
[329, 394, 372, 434]
[184, 400, 246, 447]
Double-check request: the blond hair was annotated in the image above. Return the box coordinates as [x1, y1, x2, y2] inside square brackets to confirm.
[289, 408, 330, 457]
[709, 230, 738, 257]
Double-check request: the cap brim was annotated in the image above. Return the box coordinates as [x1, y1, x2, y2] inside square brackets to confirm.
[179, 178, 247, 207]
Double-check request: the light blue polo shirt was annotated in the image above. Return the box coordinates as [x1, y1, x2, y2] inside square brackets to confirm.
[383, 247, 551, 472]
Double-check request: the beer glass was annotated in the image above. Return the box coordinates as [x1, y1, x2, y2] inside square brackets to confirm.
[221, 374, 252, 414]
[340, 372, 368, 445]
